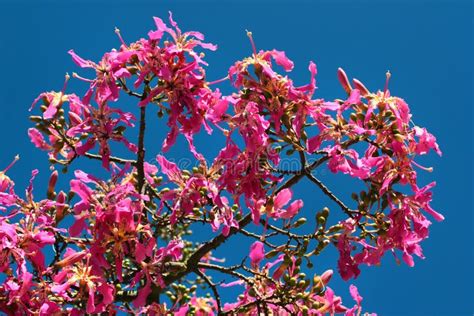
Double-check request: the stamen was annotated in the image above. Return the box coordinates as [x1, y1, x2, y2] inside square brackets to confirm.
[246, 30, 257, 57]
[61, 73, 70, 94]
[72, 72, 94, 83]
[384, 70, 391, 95]
[208, 75, 229, 86]
[115, 27, 127, 47]
[3, 155, 20, 173]
[412, 160, 433, 172]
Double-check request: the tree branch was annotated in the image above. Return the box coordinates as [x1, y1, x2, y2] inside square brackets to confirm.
[160, 140, 361, 287]
[163, 213, 253, 286]
[142, 139, 364, 303]
[137, 105, 147, 192]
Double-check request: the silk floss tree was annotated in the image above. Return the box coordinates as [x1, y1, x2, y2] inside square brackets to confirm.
[0, 12, 443, 315]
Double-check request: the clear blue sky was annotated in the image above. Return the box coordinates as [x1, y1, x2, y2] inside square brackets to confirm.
[0, 0, 472, 315]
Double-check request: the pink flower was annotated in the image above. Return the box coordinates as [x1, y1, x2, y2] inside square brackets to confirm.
[349, 284, 362, 305]
[68, 49, 133, 104]
[52, 253, 115, 314]
[39, 302, 61, 316]
[30, 76, 69, 119]
[66, 104, 137, 169]
[345, 284, 371, 316]
[156, 154, 182, 183]
[28, 128, 52, 151]
[337, 232, 361, 281]
[269, 50, 294, 71]
[270, 188, 304, 219]
[189, 297, 218, 316]
[204, 91, 229, 125]
[296, 61, 317, 96]
[316, 286, 349, 315]
[133, 239, 184, 307]
[133, 274, 152, 307]
[413, 182, 444, 221]
[307, 135, 322, 153]
[326, 145, 386, 181]
[249, 241, 265, 267]
[29, 89, 137, 169]
[0, 156, 18, 199]
[144, 162, 159, 186]
[4, 272, 33, 306]
[150, 12, 217, 53]
[413, 126, 442, 156]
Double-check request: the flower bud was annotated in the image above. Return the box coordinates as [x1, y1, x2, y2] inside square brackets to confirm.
[321, 207, 329, 218]
[337, 68, 352, 95]
[29, 115, 43, 123]
[320, 269, 333, 285]
[301, 306, 309, 316]
[47, 170, 58, 199]
[352, 78, 370, 97]
[293, 217, 307, 228]
[298, 280, 307, 288]
[288, 277, 297, 286]
[316, 207, 329, 227]
[394, 134, 405, 142]
[265, 249, 280, 259]
[56, 250, 87, 268]
[313, 276, 323, 292]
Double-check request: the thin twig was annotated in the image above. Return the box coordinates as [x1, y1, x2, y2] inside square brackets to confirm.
[197, 262, 252, 285]
[195, 269, 223, 315]
[305, 173, 356, 216]
[239, 229, 278, 248]
[260, 219, 319, 240]
[84, 152, 136, 166]
[118, 78, 143, 99]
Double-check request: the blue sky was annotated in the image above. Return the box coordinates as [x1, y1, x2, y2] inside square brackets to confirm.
[0, 0, 472, 314]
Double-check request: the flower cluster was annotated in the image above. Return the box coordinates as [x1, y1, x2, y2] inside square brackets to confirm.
[0, 165, 59, 313]
[221, 241, 376, 315]
[326, 69, 443, 280]
[0, 12, 442, 315]
[29, 85, 137, 169]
